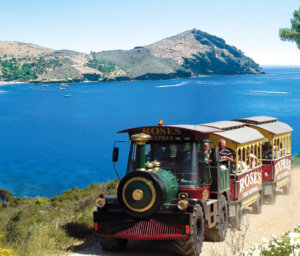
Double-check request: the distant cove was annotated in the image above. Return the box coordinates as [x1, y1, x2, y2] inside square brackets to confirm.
[0, 66, 299, 197]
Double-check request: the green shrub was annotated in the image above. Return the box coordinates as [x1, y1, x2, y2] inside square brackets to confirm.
[0, 180, 119, 256]
[0, 190, 13, 203]
[86, 58, 116, 74]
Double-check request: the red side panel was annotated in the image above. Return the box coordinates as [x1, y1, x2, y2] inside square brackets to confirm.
[94, 222, 98, 231]
[262, 156, 291, 183]
[262, 163, 272, 182]
[230, 166, 263, 202]
[273, 156, 291, 182]
[178, 186, 210, 200]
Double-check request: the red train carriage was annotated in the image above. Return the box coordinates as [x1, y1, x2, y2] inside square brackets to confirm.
[236, 116, 293, 203]
[201, 121, 264, 229]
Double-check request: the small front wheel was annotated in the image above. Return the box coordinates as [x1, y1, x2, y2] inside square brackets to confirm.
[174, 205, 204, 256]
[99, 237, 128, 252]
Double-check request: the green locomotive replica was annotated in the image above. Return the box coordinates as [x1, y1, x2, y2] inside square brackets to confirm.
[94, 122, 231, 256]
[93, 117, 292, 255]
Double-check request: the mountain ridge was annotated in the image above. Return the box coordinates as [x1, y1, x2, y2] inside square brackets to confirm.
[0, 29, 263, 83]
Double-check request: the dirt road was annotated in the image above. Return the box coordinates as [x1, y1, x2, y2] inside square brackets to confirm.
[69, 168, 300, 256]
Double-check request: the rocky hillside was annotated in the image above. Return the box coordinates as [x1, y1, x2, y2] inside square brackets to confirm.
[0, 29, 263, 83]
[146, 29, 262, 75]
[0, 41, 53, 58]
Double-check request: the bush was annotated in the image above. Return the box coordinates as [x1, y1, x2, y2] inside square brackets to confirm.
[86, 58, 116, 74]
[0, 189, 13, 203]
[237, 224, 300, 256]
[0, 180, 119, 256]
[0, 56, 64, 81]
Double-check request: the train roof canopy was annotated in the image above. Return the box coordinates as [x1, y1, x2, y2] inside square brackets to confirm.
[201, 121, 246, 131]
[118, 125, 224, 142]
[235, 116, 277, 125]
[250, 121, 293, 135]
[118, 125, 223, 134]
[236, 116, 293, 135]
[167, 125, 224, 133]
[213, 126, 264, 144]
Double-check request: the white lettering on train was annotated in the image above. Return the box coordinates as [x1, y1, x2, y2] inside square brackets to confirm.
[242, 186, 258, 198]
[274, 159, 291, 177]
[277, 170, 289, 181]
[239, 171, 262, 193]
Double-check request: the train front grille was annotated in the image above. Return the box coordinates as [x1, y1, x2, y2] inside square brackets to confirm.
[95, 218, 188, 239]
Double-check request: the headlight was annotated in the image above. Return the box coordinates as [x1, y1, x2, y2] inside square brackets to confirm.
[177, 200, 189, 211]
[96, 198, 106, 208]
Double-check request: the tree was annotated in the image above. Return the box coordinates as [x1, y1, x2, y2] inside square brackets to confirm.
[90, 51, 97, 60]
[0, 189, 14, 203]
[280, 8, 300, 48]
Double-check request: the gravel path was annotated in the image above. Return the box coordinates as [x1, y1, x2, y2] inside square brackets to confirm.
[68, 168, 300, 256]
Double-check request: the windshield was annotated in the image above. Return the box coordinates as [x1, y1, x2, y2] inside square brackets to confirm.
[127, 142, 199, 187]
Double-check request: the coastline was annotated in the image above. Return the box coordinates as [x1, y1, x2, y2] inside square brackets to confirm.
[0, 81, 26, 86]
[0, 72, 265, 86]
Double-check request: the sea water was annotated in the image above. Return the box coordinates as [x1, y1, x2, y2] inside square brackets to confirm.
[0, 66, 299, 197]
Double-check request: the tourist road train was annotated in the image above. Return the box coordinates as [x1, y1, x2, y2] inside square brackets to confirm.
[93, 116, 292, 256]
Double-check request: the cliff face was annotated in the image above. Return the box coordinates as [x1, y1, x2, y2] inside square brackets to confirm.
[146, 29, 262, 75]
[0, 29, 263, 83]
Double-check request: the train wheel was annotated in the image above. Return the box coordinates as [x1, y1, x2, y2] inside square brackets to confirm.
[283, 180, 291, 195]
[252, 193, 262, 214]
[205, 195, 228, 241]
[174, 205, 204, 256]
[230, 205, 243, 230]
[99, 237, 128, 251]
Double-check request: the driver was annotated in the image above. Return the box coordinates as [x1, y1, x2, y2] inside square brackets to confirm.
[218, 139, 235, 169]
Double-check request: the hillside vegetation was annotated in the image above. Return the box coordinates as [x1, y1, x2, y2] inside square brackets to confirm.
[0, 29, 263, 84]
[0, 41, 53, 58]
[0, 180, 118, 256]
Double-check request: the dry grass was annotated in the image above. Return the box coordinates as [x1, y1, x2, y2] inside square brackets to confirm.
[0, 180, 118, 256]
[0, 41, 53, 58]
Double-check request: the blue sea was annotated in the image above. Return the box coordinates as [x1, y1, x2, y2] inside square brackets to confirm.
[0, 66, 300, 197]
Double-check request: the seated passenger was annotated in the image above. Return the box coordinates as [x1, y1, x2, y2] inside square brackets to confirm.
[218, 139, 235, 170]
[279, 143, 285, 156]
[265, 145, 273, 159]
[204, 142, 211, 163]
[247, 148, 257, 169]
[274, 145, 280, 159]
[237, 161, 248, 173]
[263, 142, 270, 158]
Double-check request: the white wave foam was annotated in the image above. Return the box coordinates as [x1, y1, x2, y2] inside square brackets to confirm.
[251, 90, 294, 94]
[155, 81, 188, 88]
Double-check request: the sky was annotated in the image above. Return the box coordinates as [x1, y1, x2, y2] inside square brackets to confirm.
[0, 0, 300, 65]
